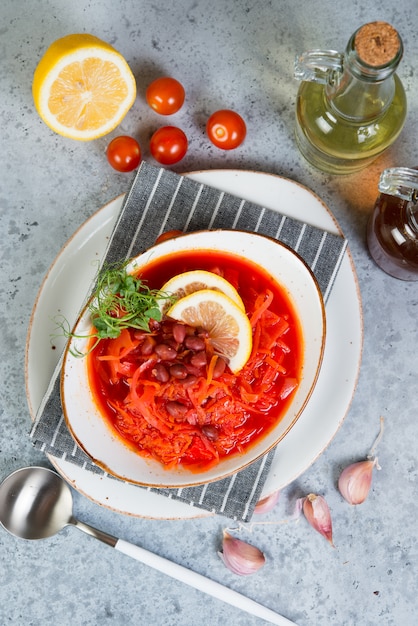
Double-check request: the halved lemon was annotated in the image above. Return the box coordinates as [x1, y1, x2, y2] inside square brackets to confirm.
[32, 34, 136, 140]
[160, 270, 244, 311]
[167, 289, 252, 373]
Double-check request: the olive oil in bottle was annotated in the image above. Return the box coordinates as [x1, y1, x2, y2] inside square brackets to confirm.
[294, 22, 407, 175]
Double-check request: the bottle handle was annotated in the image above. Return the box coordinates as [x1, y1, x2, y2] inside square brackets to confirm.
[294, 49, 344, 85]
[378, 168, 418, 202]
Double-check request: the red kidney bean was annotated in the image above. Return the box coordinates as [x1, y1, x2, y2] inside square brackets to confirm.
[190, 351, 207, 368]
[184, 364, 202, 377]
[184, 335, 206, 351]
[152, 363, 169, 383]
[141, 335, 156, 355]
[148, 319, 161, 332]
[169, 364, 188, 379]
[155, 343, 177, 360]
[212, 356, 227, 378]
[166, 401, 188, 419]
[163, 337, 178, 350]
[172, 323, 187, 344]
[181, 375, 198, 387]
[201, 425, 219, 441]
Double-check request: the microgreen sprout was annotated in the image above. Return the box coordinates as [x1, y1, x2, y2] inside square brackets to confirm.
[53, 260, 176, 356]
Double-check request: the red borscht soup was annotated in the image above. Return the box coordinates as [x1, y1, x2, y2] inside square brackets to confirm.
[87, 249, 303, 471]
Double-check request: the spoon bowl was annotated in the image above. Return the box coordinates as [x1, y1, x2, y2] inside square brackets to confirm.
[0, 466, 73, 540]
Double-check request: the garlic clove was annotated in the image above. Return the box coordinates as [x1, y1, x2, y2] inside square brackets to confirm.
[302, 494, 334, 546]
[338, 417, 384, 505]
[254, 490, 280, 515]
[338, 458, 377, 505]
[219, 531, 266, 575]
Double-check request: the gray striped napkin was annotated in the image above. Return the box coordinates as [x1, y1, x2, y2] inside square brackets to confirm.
[29, 162, 347, 521]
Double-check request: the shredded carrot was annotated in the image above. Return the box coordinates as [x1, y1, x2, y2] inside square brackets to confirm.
[249, 289, 274, 326]
[193, 378, 210, 407]
[260, 367, 278, 389]
[249, 319, 261, 359]
[265, 318, 290, 349]
[265, 355, 287, 374]
[206, 354, 218, 385]
[239, 388, 260, 403]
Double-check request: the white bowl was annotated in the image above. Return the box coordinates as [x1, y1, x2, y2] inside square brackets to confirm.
[61, 230, 326, 487]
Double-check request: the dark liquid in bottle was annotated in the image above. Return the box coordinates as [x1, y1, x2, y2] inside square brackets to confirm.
[367, 193, 418, 281]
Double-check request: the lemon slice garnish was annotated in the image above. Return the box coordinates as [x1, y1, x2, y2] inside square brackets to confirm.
[160, 269, 244, 311]
[167, 289, 252, 373]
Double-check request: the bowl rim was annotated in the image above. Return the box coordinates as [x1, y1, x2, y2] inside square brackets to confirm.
[61, 228, 326, 487]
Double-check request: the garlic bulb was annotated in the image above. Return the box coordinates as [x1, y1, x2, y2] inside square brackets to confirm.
[219, 531, 265, 575]
[338, 458, 378, 505]
[254, 490, 280, 515]
[302, 494, 334, 546]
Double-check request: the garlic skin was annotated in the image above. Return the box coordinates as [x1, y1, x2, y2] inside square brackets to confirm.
[302, 494, 334, 546]
[254, 490, 280, 515]
[219, 531, 265, 575]
[338, 458, 378, 505]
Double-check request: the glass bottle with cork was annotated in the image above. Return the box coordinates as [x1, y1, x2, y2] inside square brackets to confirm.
[294, 22, 407, 174]
[367, 167, 418, 281]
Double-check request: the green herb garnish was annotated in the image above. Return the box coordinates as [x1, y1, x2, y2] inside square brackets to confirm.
[90, 262, 173, 338]
[54, 261, 176, 356]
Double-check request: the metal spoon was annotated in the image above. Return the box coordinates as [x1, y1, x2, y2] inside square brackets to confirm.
[0, 466, 296, 626]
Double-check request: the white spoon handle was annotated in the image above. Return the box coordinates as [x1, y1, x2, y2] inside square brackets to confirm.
[115, 538, 296, 626]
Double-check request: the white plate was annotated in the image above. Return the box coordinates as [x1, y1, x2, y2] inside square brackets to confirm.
[25, 170, 363, 519]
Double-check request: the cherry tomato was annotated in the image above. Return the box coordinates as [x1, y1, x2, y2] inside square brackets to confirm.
[106, 136, 141, 172]
[206, 109, 246, 150]
[154, 229, 183, 244]
[149, 126, 188, 165]
[146, 77, 185, 115]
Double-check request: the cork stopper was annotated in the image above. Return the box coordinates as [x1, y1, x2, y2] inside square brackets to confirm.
[354, 21, 400, 66]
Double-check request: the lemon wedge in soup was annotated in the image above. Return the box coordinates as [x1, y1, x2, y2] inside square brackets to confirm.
[167, 289, 252, 373]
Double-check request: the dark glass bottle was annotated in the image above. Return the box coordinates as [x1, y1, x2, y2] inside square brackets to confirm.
[294, 22, 407, 174]
[367, 168, 418, 281]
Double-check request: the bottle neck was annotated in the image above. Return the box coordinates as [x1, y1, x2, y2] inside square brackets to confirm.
[325, 27, 403, 121]
[379, 167, 418, 202]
